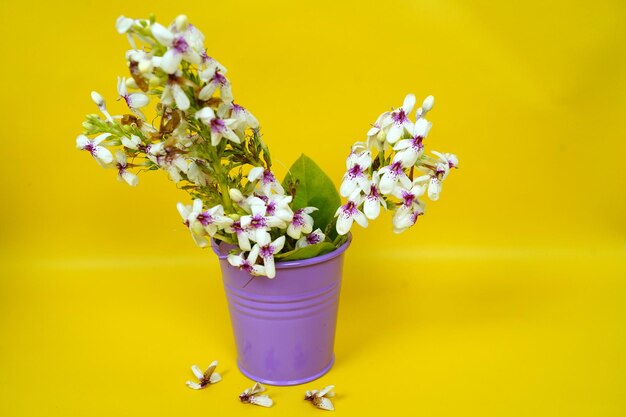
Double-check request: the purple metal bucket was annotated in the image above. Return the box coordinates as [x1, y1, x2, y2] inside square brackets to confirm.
[213, 235, 351, 386]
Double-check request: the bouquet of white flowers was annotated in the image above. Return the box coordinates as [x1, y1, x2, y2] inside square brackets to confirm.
[76, 14, 458, 279]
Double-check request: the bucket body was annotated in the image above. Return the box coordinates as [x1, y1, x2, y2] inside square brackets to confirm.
[213, 236, 351, 385]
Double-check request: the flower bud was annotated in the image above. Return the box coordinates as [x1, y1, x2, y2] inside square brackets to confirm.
[229, 188, 244, 203]
[116, 15, 134, 34]
[91, 91, 106, 109]
[422, 95, 434, 112]
[126, 77, 138, 89]
[138, 60, 153, 73]
[175, 15, 188, 31]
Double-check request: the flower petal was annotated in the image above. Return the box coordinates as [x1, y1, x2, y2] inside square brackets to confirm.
[151, 23, 174, 46]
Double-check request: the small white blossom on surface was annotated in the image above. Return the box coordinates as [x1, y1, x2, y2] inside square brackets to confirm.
[239, 382, 273, 407]
[305, 385, 335, 411]
[186, 361, 221, 390]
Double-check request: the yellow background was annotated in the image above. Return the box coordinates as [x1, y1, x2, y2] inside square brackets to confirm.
[1, 0, 625, 415]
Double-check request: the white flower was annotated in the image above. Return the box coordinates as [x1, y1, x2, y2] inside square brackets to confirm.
[146, 143, 188, 182]
[363, 172, 387, 220]
[90, 91, 113, 122]
[225, 220, 252, 251]
[228, 246, 266, 276]
[385, 94, 416, 144]
[393, 180, 426, 211]
[218, 102, 259, 132]
[340, 150, 372, 197]
[392, 204, 424, 234]
[198, 62, 233, 103]
[117, 76, 149, 110]
[416, 151, 456, 201]
[126, 49, 154, 74]
[161, 72, 190, 111]
[186, 361, 221, 390]
[240, 199, 287, 243]
[187, 161, 208, 186]
[195, 107, 240, 146]
[239, 382, 273, 407]
[296, 228, 326, 248]
[248, 167, 285, 196]
[287, 207, 317, 239]
[177, 199, 209, 247]
[378, 160, 411, 195]
[121, 134, 141, 150]
[255, 235, 286, 279]
[195, 204, 233, 237]
[305, 385, 335, 411]
[393, 118, 431, 167]
[151, 21, 202, 74]
[76, 133, 113, 167]
[115, 151, 138, 186]
[366, 110, 391, 150]
[253, 194, 293, 223]
[433, 151, 459, 169]
[335, 191, 368, 235]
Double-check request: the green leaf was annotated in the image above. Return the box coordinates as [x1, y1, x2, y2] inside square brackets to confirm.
[275, 242, 337, 261]
[282, 154, 341, 239]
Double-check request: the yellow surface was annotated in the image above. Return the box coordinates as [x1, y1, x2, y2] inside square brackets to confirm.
[1, 0, 625, 416]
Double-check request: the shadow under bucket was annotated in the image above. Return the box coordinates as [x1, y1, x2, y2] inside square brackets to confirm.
[213, 235, 351, 386]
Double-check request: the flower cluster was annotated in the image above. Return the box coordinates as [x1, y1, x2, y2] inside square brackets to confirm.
[76, 14, 459, 280]
[336, 94, 458, 235]
[76, 15, 324, 278]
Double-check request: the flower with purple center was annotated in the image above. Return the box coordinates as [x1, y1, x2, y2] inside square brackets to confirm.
[295, 228, 326, 249]
[363, 172, 387, 220]
[385, 94, 416, 144]
[228, 245, 266, 276]
[198, 63, 234, 103]
[287, 207, 317, 239]
[161, 72, 190, 111]
[151, 21, 202, 74]
[340, 150, 372, 197]
[195, 204, 233, 237]
[248, 167, 285, 196]
[378, 159, 412, 195]
[240, 198, 287, 243]
[251, 194, 293, 224]
[334, 191, 368, 236]
[195, 107, 240, 146]
[225, 220, 253, 251]
[218, 102, 259, 132]
[117, 76, 149, 112]
[392, 204, 424, 234]
[176, 199, 209, 247]
[253, 235, 286, 279]
[115, 151, 138, 186]
[76, 133, 114, 167]
[415, 151, 457, 201]
[393, 118, 431, 167]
